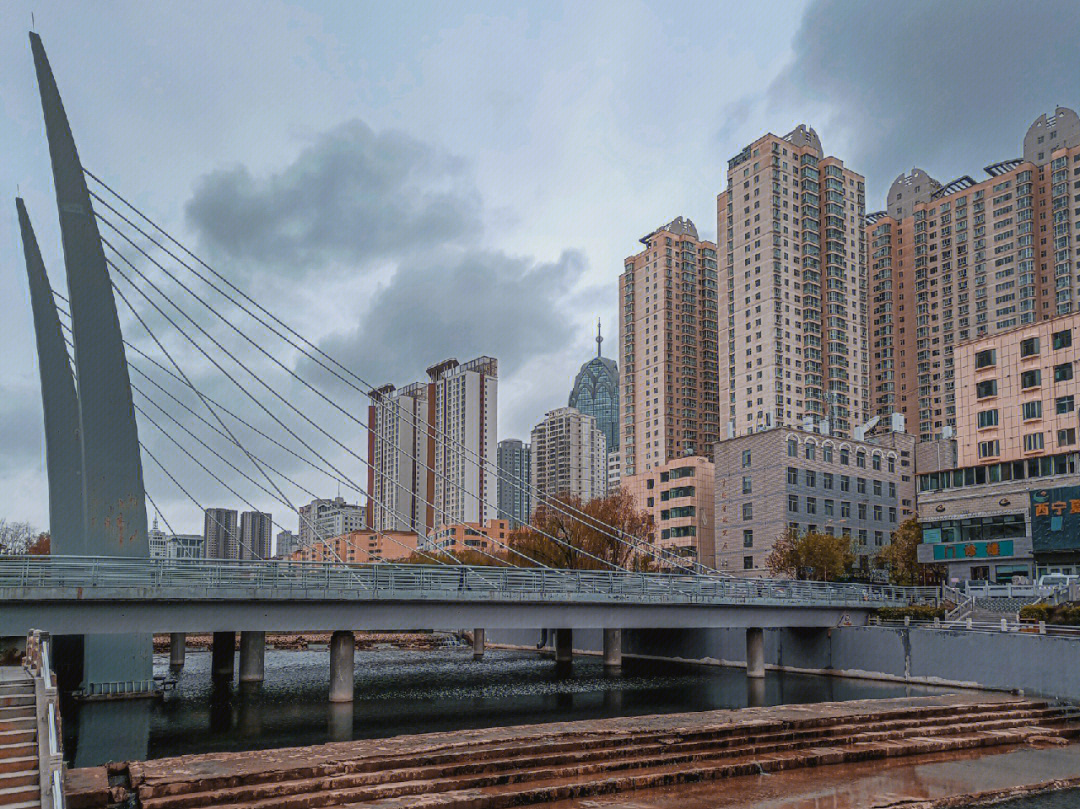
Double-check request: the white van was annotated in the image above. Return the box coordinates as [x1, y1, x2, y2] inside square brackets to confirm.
[1037, 573, 1078, 588]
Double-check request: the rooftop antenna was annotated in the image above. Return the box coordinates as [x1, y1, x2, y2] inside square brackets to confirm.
[596, 317, 603, 357]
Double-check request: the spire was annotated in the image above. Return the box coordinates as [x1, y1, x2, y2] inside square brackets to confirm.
[596, 317, 603, 358]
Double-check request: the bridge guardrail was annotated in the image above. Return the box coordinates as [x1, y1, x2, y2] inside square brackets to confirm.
[870, 616, 1080, 638]
[0, 556, 937, 608]
[23, 629, 65, 809]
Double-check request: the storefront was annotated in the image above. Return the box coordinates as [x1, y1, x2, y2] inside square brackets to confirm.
[1030, 486, 1080, 578]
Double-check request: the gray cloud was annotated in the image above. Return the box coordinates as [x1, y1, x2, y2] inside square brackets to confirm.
[769, 0, 1080, 201]
[317, 248, 585, 387]
[185, 120, 483, 271]
[0, 385, 43, 477]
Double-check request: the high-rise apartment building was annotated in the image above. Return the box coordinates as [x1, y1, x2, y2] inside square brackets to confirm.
[297, 496, 367, 548]
[717, 125, 868, 439]
[569, 321, 620, 452]
[239, 511, 272, 560]
[275, 529, 298, 559]
[868, 106, 1080, 442]
[618, 217, 720, 477]
[368, 356, 498, 535]
[530, 407, 607, 502]
[203, 507, 238, 560]
[497, 439, 531, 527]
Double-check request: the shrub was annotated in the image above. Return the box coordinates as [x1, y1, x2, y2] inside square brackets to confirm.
[877, 605, 947, 621]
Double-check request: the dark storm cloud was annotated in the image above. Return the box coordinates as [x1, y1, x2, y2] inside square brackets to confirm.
[185, 120, 483, 271]
[770, 0, 1080, 199]
[316, 249, 585, 386]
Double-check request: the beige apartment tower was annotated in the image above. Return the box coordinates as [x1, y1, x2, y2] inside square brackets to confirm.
[868, 106, 1080, 442]
[530, 406, 607, 503]
[618, 217, 719, 478]
[717, 125, 869, 440]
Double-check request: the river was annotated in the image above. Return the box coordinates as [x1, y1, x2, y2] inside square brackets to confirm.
[62, 645, 958, 768]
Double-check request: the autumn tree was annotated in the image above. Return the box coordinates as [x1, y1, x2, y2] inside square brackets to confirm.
[0, 520, 37, 555]
[27, 532, 50, 555]
[507, 488, 655, 571]
[877, 518, 942, 585]
[765, 527, 855, 581]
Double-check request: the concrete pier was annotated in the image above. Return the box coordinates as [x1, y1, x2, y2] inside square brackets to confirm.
[603, 629, 621, 670]
[746, 627, 765, 679]
[238, 631, 265, 683]
[169, 633, 185, 671]
[329, 630, 354, 703]
[472, 628, 485, 660]
[555, 628, 573, 663]
[211, 631, 235, 681]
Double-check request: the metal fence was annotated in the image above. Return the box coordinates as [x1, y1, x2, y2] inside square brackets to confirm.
[0, 556, 938, 608]
[870, 616, 1080, 638]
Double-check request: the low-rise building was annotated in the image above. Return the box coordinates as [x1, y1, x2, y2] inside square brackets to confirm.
[288, 530, 420, 563]
[714, 428, 916, 577]
[167, 534, 204, 559]
[430, 519, 510, 555]
[621, 456, 715, 569]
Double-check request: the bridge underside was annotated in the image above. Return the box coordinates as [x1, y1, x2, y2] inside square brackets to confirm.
[1, 599, 870, 636]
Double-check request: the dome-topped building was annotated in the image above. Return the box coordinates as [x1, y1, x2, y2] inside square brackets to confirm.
[569, 320, 619, 452]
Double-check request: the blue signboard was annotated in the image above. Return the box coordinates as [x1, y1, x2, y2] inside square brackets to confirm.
[1030, 486, 1080, 553]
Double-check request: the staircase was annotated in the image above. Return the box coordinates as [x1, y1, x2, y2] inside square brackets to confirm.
[0, 668, 39, 809]
[119, 698, 1079, 809]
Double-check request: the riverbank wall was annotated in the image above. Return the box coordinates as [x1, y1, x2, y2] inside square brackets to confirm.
[487, 626, 1080, 701]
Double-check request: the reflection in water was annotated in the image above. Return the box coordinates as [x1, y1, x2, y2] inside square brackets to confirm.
[63, 647, 956, 767]
[986, 790, 1080, 808]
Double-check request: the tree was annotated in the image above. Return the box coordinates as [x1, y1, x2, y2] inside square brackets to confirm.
[508, 489, 655, 571]
[0, 520, 37, 555]
[765, 527, 855, 581]
[27, 532, 50, 555]
[877, 518, 943, 585]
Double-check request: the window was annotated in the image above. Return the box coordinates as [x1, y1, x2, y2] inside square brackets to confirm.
[889, 481, 896, 498]
[1059, 428, 1077, 447]
[805, 470, 816, 487]
[742, 476, 752, 494]
[742, 502, 753, 520]
[647, 497, 654, 507]
[857, 477, 867, 494]
[824, 499, 834, 516]
[841, 501, 851, 518]
[978, 409, 999, 428]
[805, 444, 815, 460]
[978, 439, 1000, 458]
[1053, 329, 1072, 350]
[875, 531, 885, 547]
[646, 479, 654, 489]
[858, 529, 868, 546]
[889, 506, 897, 522]
[888, 457, 896, 473]
[743, 529, 753, 548]
[1021, 369, 1041, 389]
[872, 455, 882, 471]
[977, 379, 998, 398]
[840, 475, 850, 492]
[1022, 400, 1043, 420]
[873, 479, 883, 496]
[1023, 432, 1045, 452]
[743, 555, 754, 570]
[787, 467, 798, 485]
[1055, 363, 1074, 382]
[856, 451, 866, 468]
[806, 497, 817, 515]
[858, 503, 867, 519]
[788, 495, 799, 512]
[787, 439, 797, 457]
[873, 504, 883, 521]
[840, 448, 850, 465]
[824, 473, 834, 490]
[741, 450, 752, 467]
[1021, 336, 1040, 357]
[1057, 395, 1075, 414]
[975, 349, 996, 368]
[822, 445, 833, 462]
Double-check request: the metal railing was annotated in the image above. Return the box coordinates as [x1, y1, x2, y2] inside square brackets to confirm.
[0, 556, 938, 608]
[869, 615, 1080, 638]
[23, 630, 65, 809]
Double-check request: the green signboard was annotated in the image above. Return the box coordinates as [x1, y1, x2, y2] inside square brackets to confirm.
[1030, 486, 1080, 552]
[931, 540, 1015, 561]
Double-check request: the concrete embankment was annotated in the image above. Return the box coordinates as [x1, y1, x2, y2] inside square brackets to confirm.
[150, 632, 452, 653]
[489, 626, 1080, 701]
[65, 694, 1078, 809]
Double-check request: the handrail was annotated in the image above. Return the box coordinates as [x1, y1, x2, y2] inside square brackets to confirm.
[0, 556, 938, 608]
[23, 629, 65, 809]
[869, 616, 1080, 638]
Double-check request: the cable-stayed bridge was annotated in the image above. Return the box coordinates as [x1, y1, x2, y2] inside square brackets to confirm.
[8, 32, 933, 700]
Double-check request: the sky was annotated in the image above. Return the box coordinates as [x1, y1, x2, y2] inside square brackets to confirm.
[2, 0, 1079, 535]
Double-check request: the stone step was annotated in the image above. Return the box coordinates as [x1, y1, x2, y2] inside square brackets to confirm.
[0, 732, 34, 748]
[0, 760, 37, 779]
[338, 726, 1069, 809]
[0, 698, 32, 711]
[0, 773, 38, 790]
[155, 711, 1070, 809]
[0, 745, 35, 762]
[0, 720, 33, 735]
[0, 784, 40, 807]
[137, 699, 1055, 804]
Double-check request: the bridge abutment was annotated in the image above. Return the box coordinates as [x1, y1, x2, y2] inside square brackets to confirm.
[603, 629, 622, 670]
[169, 633, 185, 671]
[239, 631, 265, 683]
[746, 627, 765, 679]
[329, 630, 354, 703]
[555, 629, 573, 663]
[211, 632, 235, 681]
[472, 628, 485, 660]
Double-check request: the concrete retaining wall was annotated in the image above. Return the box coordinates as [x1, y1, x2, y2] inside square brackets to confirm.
[485, 626, 1080, 701]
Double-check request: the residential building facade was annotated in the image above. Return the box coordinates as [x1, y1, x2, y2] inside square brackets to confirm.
[275, 530, 299, 559]
[497, 439, 531, 528]
[530, 407, 607, 502]
[239, 510, 272, 560]
[618, 216, 720, 477]
[714, 428, 916, 576]
[430, 519, 511, 555]
[718, 125, 869, 440]
[289, 530, 420, 563]
[620, 456, 715, 569]
[203, 507, 238, 560]
[298, 496, 367, 548]
[367, 382, 432, 534]
[868, 106, 1080, 442]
